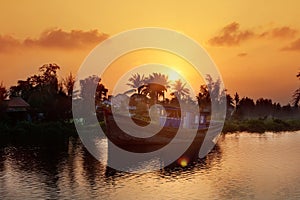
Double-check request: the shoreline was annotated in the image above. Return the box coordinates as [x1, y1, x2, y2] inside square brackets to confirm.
[0, 118, 300, 142]
[222, 118, 300, 133]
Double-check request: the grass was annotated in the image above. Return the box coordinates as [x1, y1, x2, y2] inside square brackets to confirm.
[223, 118, 300, 133]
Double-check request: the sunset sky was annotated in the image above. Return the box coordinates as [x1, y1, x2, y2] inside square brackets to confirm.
[1, 0, 300, 104]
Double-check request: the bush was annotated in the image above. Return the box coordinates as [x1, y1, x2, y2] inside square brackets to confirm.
[245, 119, 266, 133]
[222, 118, 300, 133]
[0, 121, 77, 145]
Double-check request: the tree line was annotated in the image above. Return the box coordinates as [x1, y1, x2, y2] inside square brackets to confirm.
[0, 63, 109, 122]
[0, 63, 299, 123]
[125, 72, 300, 120]
[0, 64, 75, 121]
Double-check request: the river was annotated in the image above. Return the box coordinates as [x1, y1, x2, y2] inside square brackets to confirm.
[0, 131, 300, 199]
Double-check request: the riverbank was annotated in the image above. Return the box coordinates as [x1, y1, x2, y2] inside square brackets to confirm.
[0, 118, 300, 143]
[222, 118, 300, 133]
[0, 121, 77, 145]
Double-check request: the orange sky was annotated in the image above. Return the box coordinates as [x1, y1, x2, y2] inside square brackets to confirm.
[1, 0, 300, 104]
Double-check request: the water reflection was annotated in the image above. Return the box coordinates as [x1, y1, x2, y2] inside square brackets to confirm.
[0, 132, 300, 199]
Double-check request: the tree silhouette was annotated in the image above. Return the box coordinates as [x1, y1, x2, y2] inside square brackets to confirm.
[292, 71, 300, 107]
[38, 63, 60, 95]
[77, 75, 108, 104]
[62, 72, 75, 97]
[96, 82, 108, 102]
[10, 64, 60, 101]
[8, 63, 73, 121]
[10, 79, 33, 100]
[234, 92, 239, 108]
[0, 82, 8, 101]
[255, 98, 273, 117]
[170, 79, 190, 101]
[237, 97, 255, 118]
[197, 85, 210, 111]
[142, 73, 170, 103]
[225, 94, 235, 118]
[0, 82, 8, 120]
[74, 75, 108, 122]
[226, 94, 234, 108]
[147, 73, 170, 87]
[292, 89, 300, 107]
[0, 82, 8, 119]
[197, 75, 225, 112]
[127, 73, 145, 94]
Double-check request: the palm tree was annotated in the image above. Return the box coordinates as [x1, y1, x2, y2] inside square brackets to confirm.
[147, 73, 170, 87]
[63, 72, 75, 97]
[293, 89, 300, 107]
[170, 79, 190, 101]
[0, 82, 8, 101]
[227, 94, 234, 108]
[292, 71, 300, 107]
[226, 94, 235, 118]
[197, 84, 210, 111]
[127, 73, 145, 94]
[142, 73, 170, 103]
[0, 82, 7, 117]
[234, 92, 240, 108]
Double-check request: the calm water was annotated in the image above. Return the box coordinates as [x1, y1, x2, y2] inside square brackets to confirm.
[0, 131, 300, 200]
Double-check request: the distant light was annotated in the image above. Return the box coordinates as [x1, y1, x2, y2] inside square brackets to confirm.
[178, 157, 189, 167]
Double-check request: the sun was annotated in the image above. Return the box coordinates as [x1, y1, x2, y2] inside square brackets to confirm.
[168, 70, 181, 82]
[163, 68, 183, 82]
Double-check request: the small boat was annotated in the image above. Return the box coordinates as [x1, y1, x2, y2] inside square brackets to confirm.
[102, 106, 211, 168]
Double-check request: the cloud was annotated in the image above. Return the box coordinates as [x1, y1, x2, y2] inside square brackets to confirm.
[0, 35, 21, 52]
[237, 53, 248, 57]
[260, 26, 297, 39]
[281, 38, 300, 51]
[208, 22, 255, 46]
[209, 23, 299, 47]
[0, 29, 108, 53]
[24, 29, 108, 49]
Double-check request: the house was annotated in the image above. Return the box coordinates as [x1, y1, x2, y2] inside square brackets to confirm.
[158, 105, 210, 129]
[5, 97, 31, 121]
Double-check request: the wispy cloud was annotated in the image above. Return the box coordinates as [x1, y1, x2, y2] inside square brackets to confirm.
[0, 35, 21, 52]
[237, 53, 248, 57]
[24, 29, 108, 49]
[209, 22, 299, 47]
[281, 38, 300, 51]
[0, 28, 108, 53]
[208, 22, 255, 46]
[259, 26, 298, 39]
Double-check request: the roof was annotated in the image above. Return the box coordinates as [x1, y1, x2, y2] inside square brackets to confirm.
[6, 97, 30, 108]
